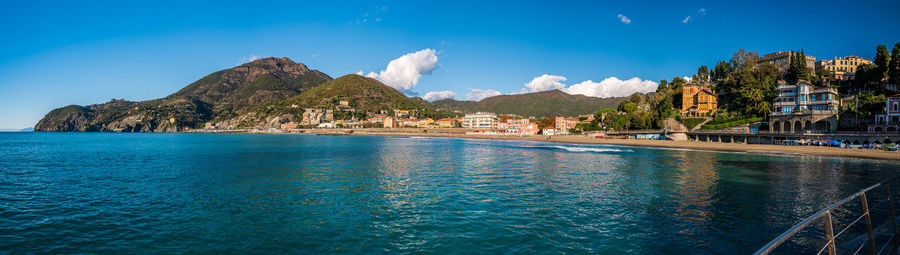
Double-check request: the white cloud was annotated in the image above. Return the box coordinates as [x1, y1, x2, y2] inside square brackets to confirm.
[466, 88, 502, 101]
[617, 14, 631, 24]
[362, 48, 439, 92]
[682, 76, 693, 82]
[423, 90, 457, 101]
[682, 16, 692, 23]
[524, 74, 567, 93]
[240, 54, 260, 63]
[562, 77, 659, 98]
[698, 8, 706, 15]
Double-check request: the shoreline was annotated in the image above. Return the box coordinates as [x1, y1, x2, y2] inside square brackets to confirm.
[328, 130, 900, 161]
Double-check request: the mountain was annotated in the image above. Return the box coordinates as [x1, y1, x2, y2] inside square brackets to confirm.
[220, 74, 440, 127]
[35, 57, 332, 132]
[0, 127, 33, 132]
[431, 89, 627, 117]
[281, 74, 431, 112]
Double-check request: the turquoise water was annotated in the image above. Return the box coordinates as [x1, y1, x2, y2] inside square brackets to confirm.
[1, 133, 899, 254]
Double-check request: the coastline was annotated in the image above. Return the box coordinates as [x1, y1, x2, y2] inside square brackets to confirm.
[286, 129, 900, 161]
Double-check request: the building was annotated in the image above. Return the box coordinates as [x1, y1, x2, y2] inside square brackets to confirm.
[280, 122, 298, 130]
[816, 56, 872, 80]
[436, 118, 454, 128]
[368, 116, 387, 123]
[681, 83, 718, 117]
[868, 94, 900, 133]
[399, 118, 419, 127]
[462, 112, 498, 128]
[769, 80, 840, 133]
[542, 128, 560, 136]
[497, 118, 539, 135]
[394, 109, 416, 117]
[339, 100, 350, 106]
[759, 51, 816, 73]
[554, 117, 578, 132]
[383, 117, 395, 128]
[418, 118, 435, 127]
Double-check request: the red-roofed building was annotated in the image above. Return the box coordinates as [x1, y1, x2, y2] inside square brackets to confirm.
[554, 117, 579, 133]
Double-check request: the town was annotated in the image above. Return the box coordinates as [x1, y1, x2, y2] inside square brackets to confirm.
[257, 43, 900, 151]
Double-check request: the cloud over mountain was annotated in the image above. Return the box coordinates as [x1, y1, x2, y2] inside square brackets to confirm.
[359, 48, 438, 92]
[523, 74, 567, 93]
[423, 90, 457, 101]
[465, 88, 502, 101]
[519, 74, 658, 98]
[562, 77, 658, 98]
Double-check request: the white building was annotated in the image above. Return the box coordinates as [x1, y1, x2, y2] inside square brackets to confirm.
[461, 112, 499, 128]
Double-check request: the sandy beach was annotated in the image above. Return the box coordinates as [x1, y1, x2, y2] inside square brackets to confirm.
[286, 129, 900, 161]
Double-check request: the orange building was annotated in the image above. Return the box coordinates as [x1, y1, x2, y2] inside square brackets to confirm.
[681, 83, 718, 117]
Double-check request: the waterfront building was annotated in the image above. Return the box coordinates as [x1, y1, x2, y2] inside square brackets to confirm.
[769, 80, 840, 133]
[497, 119, 539, 135]
[554, 117, 578, 133]
[399, 118, 419, 127]
[436, 118, 454, 128]
[418, 118, 434, 127]
[868, 94, 900, 133]
[462, 112, 498, 128]
[816, 56, 872, 80]
[383, 117, 395, 128]
[542, 128, 559, 136]
[681, 83, 718, 117]
[759, 51, 816, 73]
[280, 122, 298, 130]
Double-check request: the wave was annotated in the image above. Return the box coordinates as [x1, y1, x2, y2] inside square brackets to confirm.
[551, 146, 628, 153]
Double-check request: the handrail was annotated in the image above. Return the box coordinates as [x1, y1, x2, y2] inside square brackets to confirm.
[755, 176, 900, 255]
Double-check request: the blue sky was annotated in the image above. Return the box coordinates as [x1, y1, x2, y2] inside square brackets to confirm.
[1, 0, 899, 129]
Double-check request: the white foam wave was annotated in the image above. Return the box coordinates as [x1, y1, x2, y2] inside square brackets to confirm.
[550, 146, 628, 153]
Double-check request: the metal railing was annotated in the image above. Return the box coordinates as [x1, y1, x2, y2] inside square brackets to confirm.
[755, 177, 900, 255]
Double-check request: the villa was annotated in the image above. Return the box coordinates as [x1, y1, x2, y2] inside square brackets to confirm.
[768, 80, 840, 133]
[681, 83, 718, 117]
[868, 94, 900, 133]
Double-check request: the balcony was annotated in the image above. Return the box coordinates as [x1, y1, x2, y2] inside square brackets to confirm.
[773, 101, 797, 106]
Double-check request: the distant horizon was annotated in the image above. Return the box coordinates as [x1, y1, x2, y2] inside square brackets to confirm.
[2, 1, 899, 129]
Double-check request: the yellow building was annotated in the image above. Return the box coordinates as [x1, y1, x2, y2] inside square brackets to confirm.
[681, 83, 718, 117]
[816, 56, 872, 80]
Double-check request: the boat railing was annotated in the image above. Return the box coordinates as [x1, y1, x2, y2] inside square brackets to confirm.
[755, 177, 900, 255]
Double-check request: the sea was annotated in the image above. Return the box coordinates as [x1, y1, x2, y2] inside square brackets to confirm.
[1, 132, 899, 254]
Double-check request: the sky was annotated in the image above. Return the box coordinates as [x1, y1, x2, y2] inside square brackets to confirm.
[1, 0, 899, 129]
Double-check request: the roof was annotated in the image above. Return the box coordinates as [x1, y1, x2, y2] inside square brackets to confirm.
[565, 118, 578, 121]
[437, 118, 452, 121]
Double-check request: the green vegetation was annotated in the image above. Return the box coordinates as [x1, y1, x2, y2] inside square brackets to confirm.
[431, 89, 625, 118]
[701, 116, 763, 130]
[682, 118, 706, 130]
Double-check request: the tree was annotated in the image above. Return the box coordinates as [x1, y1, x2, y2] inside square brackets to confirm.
[655, 79, 669, 93]
[856, 64, 878, 90]
[730, 48, 759, 70]
[537, 117, 555, 130]
[888, 42, 900, 85]
[786, 50, 810, 84]
[875, 45, 891, 83]
[712, 60, 733, 82]
[619, 102, 637, 113]
[696, 65, 709, 84]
